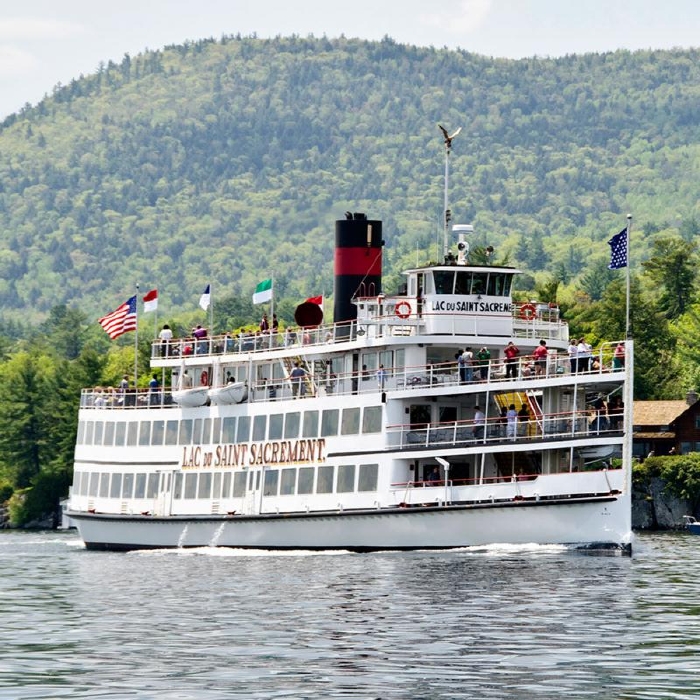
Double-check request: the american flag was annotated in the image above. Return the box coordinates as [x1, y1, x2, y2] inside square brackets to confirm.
[608, 228, 627, 270]
[98, 295, 137, 339]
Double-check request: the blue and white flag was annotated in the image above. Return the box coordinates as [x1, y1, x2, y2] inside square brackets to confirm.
[199, 284, 211, 310]
[608, 228, 627, 269]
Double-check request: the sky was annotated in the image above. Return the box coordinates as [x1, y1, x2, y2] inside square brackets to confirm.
[0, 0, 699, 119]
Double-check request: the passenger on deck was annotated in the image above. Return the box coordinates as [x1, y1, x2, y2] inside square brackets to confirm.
[473, 406, 485, 439]
[506, 404, 518, 438]
[159, 324, 173, 357]
[504, 341, 520, 379]
[193, 325, 208, 354]
[534, 340, 548, 376]
[518, 404, 530, 435]
[290, 362, 307, 397]
[180, 370, 193, 389]
[149, 374, 160, 406]
[568, 338, 578, 374]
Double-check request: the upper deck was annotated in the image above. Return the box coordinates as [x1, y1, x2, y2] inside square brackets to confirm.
[149, 298, 567, 366]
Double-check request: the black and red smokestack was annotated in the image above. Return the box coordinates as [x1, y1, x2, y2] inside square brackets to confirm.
[334, 212, 383, 327]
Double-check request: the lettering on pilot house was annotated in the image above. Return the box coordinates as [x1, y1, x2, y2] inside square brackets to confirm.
[432, 300, 513, 313]
[181, 438, 327, 470]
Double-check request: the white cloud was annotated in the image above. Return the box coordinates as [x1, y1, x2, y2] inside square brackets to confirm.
[0, 17, 85, 40]
[0, 45, 38, 76]
[420, 0, 492, 35]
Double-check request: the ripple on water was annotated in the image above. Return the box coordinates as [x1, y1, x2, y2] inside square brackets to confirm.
[0, 531, 699, 699]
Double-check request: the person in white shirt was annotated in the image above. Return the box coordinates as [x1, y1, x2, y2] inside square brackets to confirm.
[473, 405, 485, 439]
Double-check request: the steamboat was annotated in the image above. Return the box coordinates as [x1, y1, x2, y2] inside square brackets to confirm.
[67, 215, 633, 552]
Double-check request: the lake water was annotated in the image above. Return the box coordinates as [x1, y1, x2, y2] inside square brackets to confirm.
[1, 531, 698, 699]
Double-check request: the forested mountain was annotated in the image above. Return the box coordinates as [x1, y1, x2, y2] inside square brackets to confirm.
[1, 35, 699, 324]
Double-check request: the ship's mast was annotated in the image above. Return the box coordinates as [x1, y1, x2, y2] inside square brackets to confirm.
[439, 124, 462, 260]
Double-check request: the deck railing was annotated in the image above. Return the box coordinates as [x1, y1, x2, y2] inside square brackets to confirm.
[386, 407, 623, 450]
[82, 341, 626, 410]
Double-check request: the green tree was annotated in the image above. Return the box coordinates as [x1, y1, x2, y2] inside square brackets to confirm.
[0, 352, 58, 488]
[642, 236, 697, 319]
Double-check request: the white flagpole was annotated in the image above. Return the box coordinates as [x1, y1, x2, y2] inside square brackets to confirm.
[134, 284, 139, 388]
[270, 275, 275, 325]
[625, 214, 632, 339]
[210, 283, 214, 335]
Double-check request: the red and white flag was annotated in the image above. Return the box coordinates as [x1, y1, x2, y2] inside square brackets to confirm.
[306, 295, 323, 308]
[142, 288, 158, 313]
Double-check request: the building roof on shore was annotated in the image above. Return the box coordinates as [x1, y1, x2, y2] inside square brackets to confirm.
[633, 400, 692, 427]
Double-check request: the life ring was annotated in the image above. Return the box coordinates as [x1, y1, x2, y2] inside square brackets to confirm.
[200, 370, 209, 386]
[520, 303, 536, 320]
[396, 301, 411, 319]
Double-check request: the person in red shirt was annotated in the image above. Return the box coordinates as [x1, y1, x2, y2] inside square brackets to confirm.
[533, 339, 548, 376]
[503, 341, 520, 379]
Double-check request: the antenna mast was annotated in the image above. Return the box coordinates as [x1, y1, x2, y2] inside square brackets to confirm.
[439, 124, 462, 260]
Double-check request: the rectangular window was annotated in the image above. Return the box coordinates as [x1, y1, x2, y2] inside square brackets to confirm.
[337, 464, 356, 492]
[202, 418, 212, 445]
[284, 412, 300, 439]
[455, 271, 472, 295]
[471, 273, 487, 295]
[165, 420, 178, 445]
[298, 467, 314, 494]
[103, 422, 115, 446]
[321, 409, 339, 437]
[317, 465, 334, 493]
[122, 472, 134, 499]
[147, 473, 159, 499]
[198, 473, 212, 499]
[379, 351, 393, 371]
[77, 472, 87, 496]
[362, 406, 382, 433]
[232, 472, 246, 497]
[220, 472, 231, 498]
[193, 418, 203, 445]
[303, 411, 319, 438]
[264, 469, 279, 496]
[99, 472, 109, 498]
[85, 421, 94, 445]
[173, 472, 183, 499]
[151, 420, 164, 446]
[433, 270, 455, 294]
[88, 472, 99, 497]
[184, 473, 197, 499]
[269, 414, 283, 440]
[115, 421, 126, 446]
[127, 421, 138, 446]
[94, 422, 104, 446]
[237, 416, 250, 443]
[212, 417, 222, 444]
[253, 415, 267, 441]
[358, 463, 379, 492]
[280, 468, 296, 495]
[341, 408, 360, 435]
[139, 421, 151, 446]
[77, 422, 85, 445]
[179, 420, 193, 445]
[361, 353, 377, 379]
[394, 349, 405, 371]
[134, 473, 147, 499]
[212, 473, 222, 499]
[222, 417, 236, 443]
[109, 473, 122, 499]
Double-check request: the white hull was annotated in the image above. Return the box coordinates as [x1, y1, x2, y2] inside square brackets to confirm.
[69, 494, 631, 552]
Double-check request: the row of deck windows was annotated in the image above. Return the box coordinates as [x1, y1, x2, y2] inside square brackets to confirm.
[72, 463, 379, 500]
[76, 406, 383, 447]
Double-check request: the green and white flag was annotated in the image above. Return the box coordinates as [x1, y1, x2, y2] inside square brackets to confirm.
[253, 278, 273, 304]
